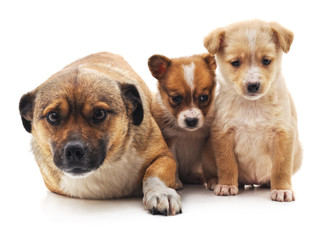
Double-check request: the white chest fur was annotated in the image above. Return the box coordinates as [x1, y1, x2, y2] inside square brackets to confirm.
[217, 94, 275, 185]
[59, 146, 144, 199]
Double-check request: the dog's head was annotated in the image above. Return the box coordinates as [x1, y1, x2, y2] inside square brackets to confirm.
[148, 54, 216, 131]
[204, 19, 293, 100]
[19, 68, 143, 177]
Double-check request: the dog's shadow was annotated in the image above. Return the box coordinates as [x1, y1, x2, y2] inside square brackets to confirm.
[40, 191, 145, 216]
[40, 184, 271, 217]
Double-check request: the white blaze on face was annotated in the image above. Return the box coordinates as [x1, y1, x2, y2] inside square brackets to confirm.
[177, 108, 204, 131]
[245, 28, 261, 85]
[244, 65, 261, 85]
[183, 62, 195, 90]
[242, 28, 264, 101]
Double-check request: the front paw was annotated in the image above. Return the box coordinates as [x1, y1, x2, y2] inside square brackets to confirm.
[214, 184, 239, 196]
[143, 177, 182, 216]
[205, 177, 218, 191]
[271, 190, 295, 202]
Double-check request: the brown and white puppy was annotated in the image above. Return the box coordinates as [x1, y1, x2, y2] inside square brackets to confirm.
[148, 54, 217, 187]
[203, 20, 302, 201]
[19, 52, 182, 215]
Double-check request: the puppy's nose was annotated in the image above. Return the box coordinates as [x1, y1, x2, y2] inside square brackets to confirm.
[247, 82, 260, 93]
[185, 117, 198, 128]
[64, 141, 85, 163]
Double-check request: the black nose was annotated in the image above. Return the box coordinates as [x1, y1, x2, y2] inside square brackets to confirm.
[185, 118, 198, 128]
[247, 83, 260, 93]
[64, 141, 85, 164]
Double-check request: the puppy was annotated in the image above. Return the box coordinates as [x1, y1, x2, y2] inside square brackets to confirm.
[19, 52, 182, 215]
[148, 54, 217, 187]
[203, 20, 302, 201]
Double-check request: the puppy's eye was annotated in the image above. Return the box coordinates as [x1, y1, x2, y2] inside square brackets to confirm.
[199, 95, 209, 103]
[262, 58, 272, 66]
[47, 112, 61, 125]
[231, 60, 241, 67]
[171, 95, 183, 105]
[93, 109, 108, 123]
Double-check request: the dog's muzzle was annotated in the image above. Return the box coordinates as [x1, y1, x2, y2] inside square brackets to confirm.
[63, 141, 89, 175]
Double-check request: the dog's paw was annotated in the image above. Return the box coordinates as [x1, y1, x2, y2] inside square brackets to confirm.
[205, 177, 218, 191]
[214, 184, 239, 196]
[175, 178, 183, 190]
[271, 190, 295, 202]
[143, 177, 182, 216]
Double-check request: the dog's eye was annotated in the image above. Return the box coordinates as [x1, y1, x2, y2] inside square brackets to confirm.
[231, 60, 241, 67]
[199, 95, 209, 103]
[47, 112, 61, 125]
[262, 58, 272, 66]
[171, 95, 183, 105]
[93, 109, 107, 123]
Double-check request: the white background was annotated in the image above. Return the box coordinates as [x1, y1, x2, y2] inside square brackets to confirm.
[1, 0, 326, 239]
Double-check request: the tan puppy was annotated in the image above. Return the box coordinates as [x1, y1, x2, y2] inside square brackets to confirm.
[203, 20, 302, 201]
[19, 52, 182, 215]
[148, 54, 217, 187]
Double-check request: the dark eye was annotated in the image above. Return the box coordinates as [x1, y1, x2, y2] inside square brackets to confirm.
[46, 112, 61, 125]
[199, 95, 209, 103]
[171, 95, 183, 105]
[93, 109, 107, 123]
[262, 58, 272, 66]
[231, 60, 241, 67]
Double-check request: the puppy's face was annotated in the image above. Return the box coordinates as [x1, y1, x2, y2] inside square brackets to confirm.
[148, 54, 216, 131]
[204, 20, 293, 100]
[19, 69, 143, 177]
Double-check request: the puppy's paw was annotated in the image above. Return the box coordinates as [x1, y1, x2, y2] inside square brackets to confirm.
[143, 177, 182, 216]
[205, 177, 218, 191]
[214, 184, 238, 196]
[175, 179, 183, 190]
[271, 190, 295, 202]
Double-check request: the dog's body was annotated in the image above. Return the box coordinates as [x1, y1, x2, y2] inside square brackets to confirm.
[19, 52, 181, 215]
[203, 20, 302, 201]
[148, 54, 217, 186]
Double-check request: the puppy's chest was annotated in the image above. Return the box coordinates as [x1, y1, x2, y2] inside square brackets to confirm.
[59, 147, 144, 199]
[169, 130, 208, 168]
[220, 101, 275, 184]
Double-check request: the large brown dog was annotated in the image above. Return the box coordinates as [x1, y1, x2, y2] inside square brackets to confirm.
[19, 52, 182, 215]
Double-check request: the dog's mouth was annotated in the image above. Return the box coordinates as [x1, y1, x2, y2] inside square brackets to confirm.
[243, 92, 264, 101]
[64, 167, 94, 178]
[53, 139, 108, 178]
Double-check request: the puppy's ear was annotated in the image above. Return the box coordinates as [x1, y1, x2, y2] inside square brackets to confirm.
[19, 91, 36, 133]
[203, 28, 225, 55]
[148, 55, 172, 80]
[270, 22, 294, 53]
[202, 53, 217, 72]
[120, 83, 144, 126]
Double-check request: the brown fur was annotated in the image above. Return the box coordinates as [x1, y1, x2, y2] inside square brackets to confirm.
[148, 54, 217, 185]
[19, 52, 181, 215]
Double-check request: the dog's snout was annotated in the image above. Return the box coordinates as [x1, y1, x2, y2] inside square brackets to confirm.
[185, 117, 198, 128]
[247, 82, 260, 93]
[64, 141, 85, 163]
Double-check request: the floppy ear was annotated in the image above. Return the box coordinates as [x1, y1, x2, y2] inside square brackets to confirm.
[120, 83, 144, 126]
[148, 55, 172, 80]
[19, 91, 36, 133]
[203, 28, 225, 55]
[202, 53, 217, 72]
[270, 22, 294, 53]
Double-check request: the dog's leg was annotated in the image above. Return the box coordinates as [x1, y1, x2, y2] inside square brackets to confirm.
[213, 129, 239, 196]
[202, 137, 218, 190]
[270, 129, 295, 202]
[143, 156, 182, 216]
